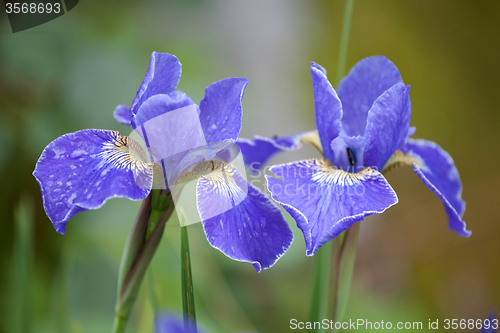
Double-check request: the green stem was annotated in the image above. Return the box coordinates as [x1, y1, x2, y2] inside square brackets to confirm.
[147, 269, 159, 314]
[331, 223, 360, 330]
[181, 225, 197, 332]
[113, 190, 174, 333]
[112, 315, 128, 333]
[308, 242, 332, 333]
[335, 0, 355, 86]
[116, 195, 152, 295]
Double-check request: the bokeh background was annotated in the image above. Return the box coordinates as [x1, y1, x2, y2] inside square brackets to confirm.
[1, 0, 499, 332]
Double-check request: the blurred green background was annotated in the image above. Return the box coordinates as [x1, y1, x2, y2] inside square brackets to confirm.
[1, 0, 499, 332]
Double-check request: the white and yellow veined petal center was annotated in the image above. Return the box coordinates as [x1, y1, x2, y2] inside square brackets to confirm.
[98, 131, 154, 189]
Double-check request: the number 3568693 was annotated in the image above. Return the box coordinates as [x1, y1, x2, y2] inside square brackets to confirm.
[5, 2, 61, 14]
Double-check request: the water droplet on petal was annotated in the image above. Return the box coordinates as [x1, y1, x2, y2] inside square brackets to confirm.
[52, 147, 65, 159]
[70, 149, 87, 159]
[68, 193, 77, 205]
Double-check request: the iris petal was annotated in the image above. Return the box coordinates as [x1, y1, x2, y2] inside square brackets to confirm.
[132, 92, 195, 129]
[113, 104, 132, 126]
[266, 159, 398, 256]
[33, 129, 153, 234]
[135, 97, 207, 187]
[199, 78, 249, 144]
[310, 62, 342, 162]
[236, 130, 318, 172]
[130, 52, 182, 116]
[197, 163, 293, 272]
[338, 56, 403, 136]
[402, 138, 471, 237]
[363, 83, 412, 171]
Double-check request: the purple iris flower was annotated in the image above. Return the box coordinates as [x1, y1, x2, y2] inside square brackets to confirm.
[33, 52, 293, 272]
[238, 56, 471, 256]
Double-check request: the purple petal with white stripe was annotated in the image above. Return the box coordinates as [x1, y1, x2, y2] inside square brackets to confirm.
[311, 62, 342, 162]
[199, 78, 249, 144]
[130, 52, 182, 115]
[33, 130, 153, 234]
[266, 159, 398, 256]
[338, 56, 403, 136]
[363, 83, 411, 170]
[402, 138, 471, 237]
[197, 164, 293, 272]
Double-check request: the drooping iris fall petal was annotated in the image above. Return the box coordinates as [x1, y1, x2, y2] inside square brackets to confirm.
[402, 138, 471, 237]
[33, 129, 153, 234]
[197, 163, 293, 272]
[266, 159, 398, 255]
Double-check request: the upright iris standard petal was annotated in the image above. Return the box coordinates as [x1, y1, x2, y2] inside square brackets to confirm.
[402, 138, 471, 237]
[266, 159, 398, 256]
[338, 56, 403, 136]
[363, 83, 412, 170]
[132, 92, 195, 129]
[33, 130, 153, 234]
[133, 94, 206, 187]
[236, 130, 319, 172]
[130, 52, 182, 115]
[113, 104, 132, 126]
[199, 78, 249, 144]
[196, 163, 293, 272]
[310, 63, 342, 162]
